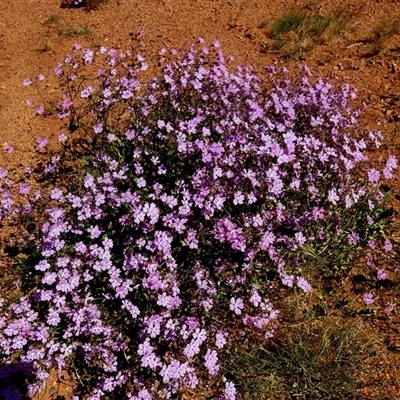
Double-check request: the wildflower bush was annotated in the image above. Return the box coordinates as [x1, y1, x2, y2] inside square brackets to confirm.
[0, 38, 397, 399]
[62, 0, 106, 10]
[62, 0, 86, 7]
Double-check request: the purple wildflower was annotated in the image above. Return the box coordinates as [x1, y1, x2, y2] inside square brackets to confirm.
[36, 105, 44, 115]
[80, 86, 94, 98]
[204, 349, 219, 376]
[385, 303, 394, 312]
[383, 240, 393, 252]
[224, 381, 237, 400]
[229, 297, 244, 315]
[215, 332, 227, 349]
[93, 123, 103, 134]
[347, 232, 359, 246]
[37, 137, 48, 148]
[363, 293, 374, 306]
[18, 183, 31, 195]
[377, 269, 387, 280]
[328, 188, 339, 205]
[367, 168, 380, 185]
[297, 277, 312, 293]
[58, 133, 68, 143]
[0, 168, 8, 179]
[259, 231, 275, 250]
[4, 145, 14, 153]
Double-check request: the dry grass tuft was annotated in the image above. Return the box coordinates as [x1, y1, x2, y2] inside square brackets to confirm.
[59, 24, 92, 39]
[224, 290, 378, 399]
[365, 15, 400, 57]
[86, 0, 108, 10]
[266, 6, 358, 59]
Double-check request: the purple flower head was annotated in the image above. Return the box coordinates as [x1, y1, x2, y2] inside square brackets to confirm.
[229, 297, 244, 315]
[377, 269, 387, 280]
[259, 232, 275, 250]
[36, 105, 44, 115]
[0, 168, 8, 179]
[386, 155, 398, 170]
[224, 381, 237, 400]
[347, 232, 359, 246]
[37, 137, 48, 148]
[4, 145, 14, 153]
[385, 303, 394, 312]
[204, 349, 219, 376]
[363, 292, 374, 306]
[297, 277, 311, 293]
[80, 86, 94, 99]
[54, 63, 63, 76]
[18, 183, 31, 195]
[93, 123, 103, 134]
[212, 39, 221, 48]
[83, 48, 94, 64]
[249, 289, 262, 307]
[328, 188, 339, 205]
[58, 133, 68, 143]
[233, 191, 245, 205]
[383, 239, 393, 252]
[215, 332, 227, 349]
[50, 188, 64, 200]
[184, 340, 201, 359]
[367, 168, 380, 185]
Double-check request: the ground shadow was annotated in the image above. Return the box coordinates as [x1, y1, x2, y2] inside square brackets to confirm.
[0, 362, 35, 400]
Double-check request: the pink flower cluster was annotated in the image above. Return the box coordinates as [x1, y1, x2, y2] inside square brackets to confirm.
[0, 39, 397, 399]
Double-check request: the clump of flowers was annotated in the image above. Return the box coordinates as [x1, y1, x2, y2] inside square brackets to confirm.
[61, 0, 105, 9]
[62, 0, 85, 6]
[0, 38, 397, 399]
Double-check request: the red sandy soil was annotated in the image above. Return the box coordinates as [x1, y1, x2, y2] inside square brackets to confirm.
[1, 0, 400, 398]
